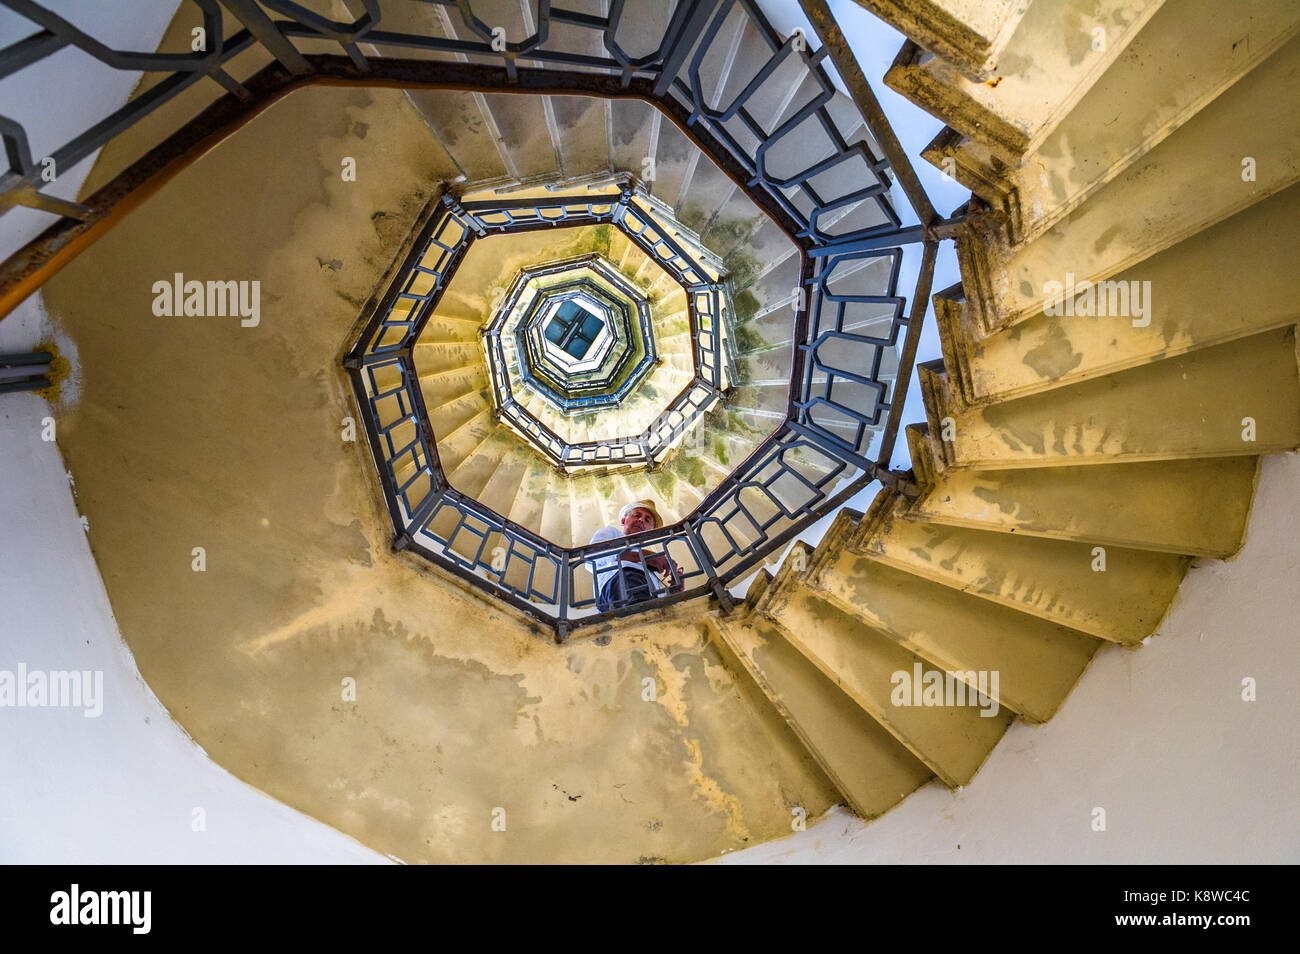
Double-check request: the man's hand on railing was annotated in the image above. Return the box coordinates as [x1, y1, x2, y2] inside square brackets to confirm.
[645, 553, 685, 594]
[665, 566, 685, 594]
[618, 548, 684, 593]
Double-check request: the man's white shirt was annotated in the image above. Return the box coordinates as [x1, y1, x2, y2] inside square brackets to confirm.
[588, 525, 662, 596]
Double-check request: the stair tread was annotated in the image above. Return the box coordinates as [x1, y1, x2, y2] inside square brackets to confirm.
[857, 510, 1187, 643]
[707, 615, 935, 820]
[446, 431, 511, 500]
[984, 0, 1300, 243]
[478, 442, 533, 517]
[427, 388, 490, 438]
[910, 455, 1262, 557]
[952, 182, 1300, 405]
[550, 94, 611, 180]
[931, 326, 1300, 468]
[855, 0, 1035, 79]
[886, 1, 1163, 162]
[405, 89, 509, 183]
[763, 586, 1014, 787]
[808, 548, 1104, 722]
[961, 32, 1300, 332]
[506, 461, 551, 532]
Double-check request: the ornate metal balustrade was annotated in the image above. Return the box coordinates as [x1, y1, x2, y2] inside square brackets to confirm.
[506, 276, 651, 411]
[0, 0, 950, 639]
[347, 182, 729, 474]
[501, 259, 652, 409]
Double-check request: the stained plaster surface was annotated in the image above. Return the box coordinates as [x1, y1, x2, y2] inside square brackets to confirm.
[36, 83, 838, 864]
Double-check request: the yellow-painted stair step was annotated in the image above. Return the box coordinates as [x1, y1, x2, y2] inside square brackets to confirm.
[924, 326, 1300, 469]
[478, 442, 533, 515]
[948, 183, 1300, 406]
[763, 585, 1014, 788]
[942, 1, 1300, 245]
[958, 32, 1300, 334]
[427, 389, 489, 439]
[445, 431, 508, 499]
[853, 0, 1035, 80]
[806, 549, 1101, 722]
[885, 0, 1162, 164]
[856, 505, 1187, 645]
[909, 456, 1262, 557]
[705, 616, 935, 819]
[411, 340, 483, 375]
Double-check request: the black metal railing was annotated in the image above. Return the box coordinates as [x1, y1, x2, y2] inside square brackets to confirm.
[348, 183, 730, 473]
[0, 0, 948, 638]
[0, 349, 51, 393]
[500, 259, 655, 410]
[479, 209, 709, 430]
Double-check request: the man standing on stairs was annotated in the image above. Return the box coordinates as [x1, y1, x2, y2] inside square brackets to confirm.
[589, 500, 684, 612]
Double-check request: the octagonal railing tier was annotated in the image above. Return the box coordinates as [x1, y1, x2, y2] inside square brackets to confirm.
[349, 184, 731, 475]
[493, 256, 657, 413]
[345, 184, 914, 636]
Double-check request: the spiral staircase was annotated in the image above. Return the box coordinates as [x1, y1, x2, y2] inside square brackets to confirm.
[2, 0, 1298, 862]
[372, 182, 795, 551]
[705, 0, 1300, 817]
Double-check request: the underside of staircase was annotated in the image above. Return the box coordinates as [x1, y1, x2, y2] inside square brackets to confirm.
[707, 0, 1300, 823]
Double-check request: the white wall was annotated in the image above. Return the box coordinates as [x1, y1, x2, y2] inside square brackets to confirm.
[0, 0, 390, 864]
[719, 452, 1300, 864]
[0, 389, 392, 863]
